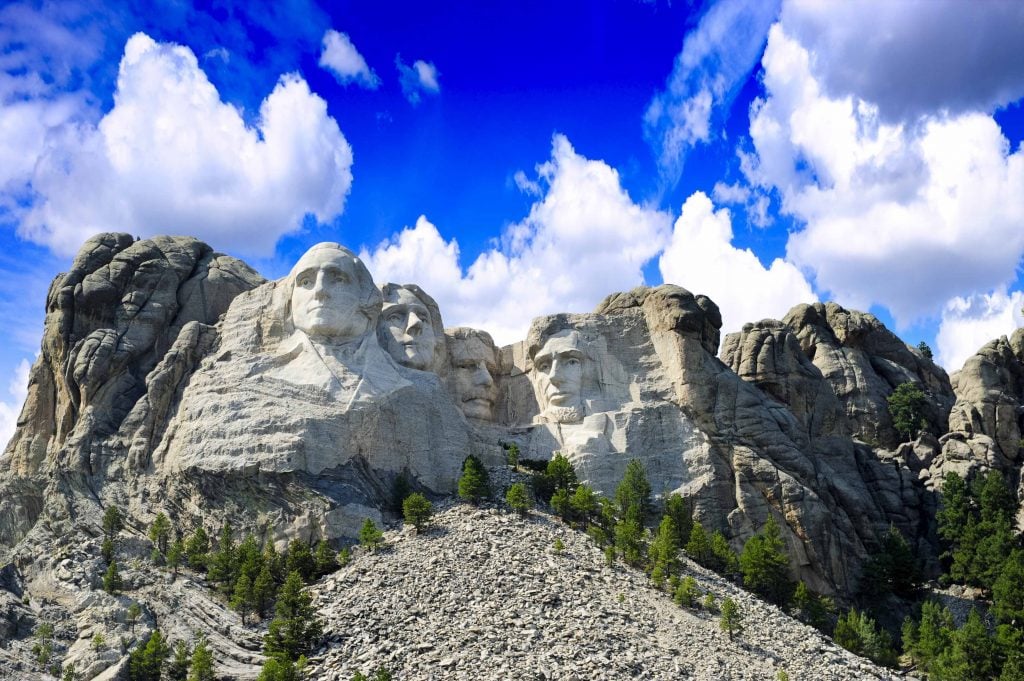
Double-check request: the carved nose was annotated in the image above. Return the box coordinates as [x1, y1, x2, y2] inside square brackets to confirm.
[312, 272, 329, 300]
[473, 364, 493, 386]
[407, 311, 424, 335]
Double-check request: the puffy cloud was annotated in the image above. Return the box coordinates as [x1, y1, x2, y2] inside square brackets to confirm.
[395, 55, 440, 105]
[744, 24, 1024, 326]
[659, 191, 815, 335]
[318, 29, 379, 89]
[644, 0, 779, 185]
[362, 134, 671, 344]
[936, 290, 1024, 372]
[780, 0, 1024, 121]
[0, 358, 30, 453]
[20, 33, 353, 258]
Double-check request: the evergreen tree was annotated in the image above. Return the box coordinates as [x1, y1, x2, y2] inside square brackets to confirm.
[457, 455, 490, 504]
[917, 341, 933, 360]
[887, 381, 927, 441]
[185, 527, 210, 572]
[615, 459, 652, 520]
[188, 635, 215, 681]
[614, 513, 646, 567]
[505, 482, 532, 515]
[148, 512, 172, 556]
[167, 640, 190, 681]
[101, 537, 115, 564]
[792, 581, 830, 631]
[550, 487, 572, 520]
[685, 521, 714, 567]
[263, 571, 322, 662]
[673, 575, 699, 608]
[103, 560, 123, 595]
[546, 453, 578, 496]
[128, 629, 169, 681]
[127, 602, 142, 636]
[314, 540, 338, 576]
[720, 597, 742, 640]
[663, 494, 694, 548]
[167, 539, 185, 578]
[739, 516, 793, 607]
[933, 609, 997, 681]
[861, 525, 920, 599]
[285, 539, 316, 583]
[506, 443, 520, 469]
[994, 549, 1024, 626]
[102, 506, 124, 541]
[231, 573, 254, 625]
[207, 522, 237, 593]
[710, 531, 740, 579]
[253, 563, 277, 618]
[648, 515, 680, 580]
[402, 492, 433, 531]
[358, 519, 384, 552]
[910, 600, 954, 671]
[834, 609, 895, 665]
[257, 656, 302, 681]
[568, 484, 598, 523]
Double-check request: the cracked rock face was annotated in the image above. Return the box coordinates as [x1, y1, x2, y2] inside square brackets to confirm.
[0, 233, 1018, 677]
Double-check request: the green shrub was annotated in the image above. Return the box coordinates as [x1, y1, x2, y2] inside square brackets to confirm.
[402, 492, 433, 531]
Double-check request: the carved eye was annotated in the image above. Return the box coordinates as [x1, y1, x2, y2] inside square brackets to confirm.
[566, 357, 581, 367]
[536, 360, 551, 373]
[387, 312, 404, 323]
[297, 276, 313, 288]
[329, 270, 351, 284]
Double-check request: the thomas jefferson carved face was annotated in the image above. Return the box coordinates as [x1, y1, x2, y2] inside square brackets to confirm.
[449, 331, 498, 421]
[381, 287, 437, 370]
[532, 330, 584, 421]
[290, 245, 377, 344]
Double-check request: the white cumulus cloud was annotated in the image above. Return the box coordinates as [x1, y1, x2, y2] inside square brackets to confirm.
[644, 0, 779, 185]
[936, 290, 1024, 372]
[318, 29, 379, 89]
[396, 55, 440, 105]
[659, 191, 815, 335]
[744, 23, 1024, 327]
[361, 134, 672, 344]
[20, 32, 354, 258]
[0, 358, 31, 454]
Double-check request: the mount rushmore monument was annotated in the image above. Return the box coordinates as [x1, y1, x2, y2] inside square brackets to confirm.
[2, 233, 1023, 603]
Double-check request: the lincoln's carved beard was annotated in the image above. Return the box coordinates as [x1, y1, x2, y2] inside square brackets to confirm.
[543, 404, 584, 424]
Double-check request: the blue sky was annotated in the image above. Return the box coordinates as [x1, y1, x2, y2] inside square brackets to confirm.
[2, 0, 1024, 446]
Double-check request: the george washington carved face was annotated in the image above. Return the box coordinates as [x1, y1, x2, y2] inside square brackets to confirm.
[288, 244, 381, 344]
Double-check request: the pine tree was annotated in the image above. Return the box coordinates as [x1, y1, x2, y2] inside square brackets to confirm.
[614, 512, 646, 567]
[207, 522, 237, 593]
[257, 656, 301, 681]
[685, 521, 713, 567]
[568, 484, 597, 523]
[103, 560, 123, 595]
[102, 505, 124, 541]
[861, 524, 920, 599]
[129, 629, 169, 681]
[101, 537, 115, 564]
[167, 640, 190, 681]
[231, 573, 254, 625]
[185, 526, 210, 571]
[546, 453, 578, 496]
[167, 539, 185, 578]
[615, 459, 652, 520]
[739, 516, 793, 607]
[913, 600, 954, 670]
[933, 609, 997, 681]
[506, 443, 520, 468]
[253, 563, 277, 618]
[457, 455, 490, 504]
[402, 492, 433, 531]
[127, 602, 142, 636]
[994, 549, 1024, 626]
[550, 487, 572, 520]
[188, 635, 215, 681]
[148, 512, 171, 556]
[314, 540, 338, 576]
[663, 494, 693, 548]
[673, 575, 699, 608]
[710, 531, 740, 578]
[648, 515, 680, 580]
[358, 519, 384, 552]
[285, 539, 316, 583]
[792, 581, 830, 631]
[505, 482, 532, 515]
[263, 571, 322, 662]
[720, 597, 742, 640]
[887, 381, 927, 441]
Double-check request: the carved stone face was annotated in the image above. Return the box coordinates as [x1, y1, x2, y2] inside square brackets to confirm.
[381, 287, 437, 370]
[450, 334, 498, 421]
[533, 330, 584, 417]
[290, 247, 372, 343]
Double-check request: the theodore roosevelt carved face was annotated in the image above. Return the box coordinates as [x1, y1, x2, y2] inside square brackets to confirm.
[447, 328, 498, 421]
[379, 284, 441, 371]
[288, 244, 381, 344]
